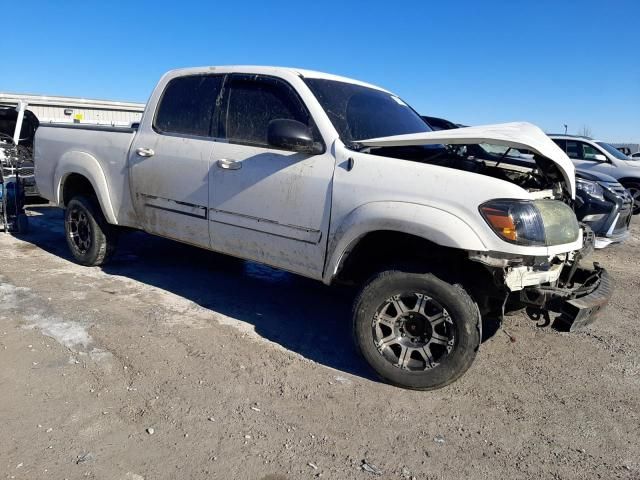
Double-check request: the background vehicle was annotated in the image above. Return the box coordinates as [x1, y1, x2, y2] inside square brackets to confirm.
[631, 152, 640, 159]
[549, 134, 640, 214]
[34, 66, 610, 390]
[421, 116, 632, 246]
[574, 171, 632, 248]
[420, 115, 464, 131]
[0, 106, 39, 197]
[0, 133, 29, 233]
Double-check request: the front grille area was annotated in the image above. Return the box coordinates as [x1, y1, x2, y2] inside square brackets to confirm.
[615, 214, 630, 231]
[601, 181, 628, 197]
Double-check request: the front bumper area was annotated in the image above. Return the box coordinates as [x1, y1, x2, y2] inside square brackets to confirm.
[518, 264, 613, 331]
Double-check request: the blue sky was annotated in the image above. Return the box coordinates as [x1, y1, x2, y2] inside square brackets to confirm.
[2, 0, 639, 142]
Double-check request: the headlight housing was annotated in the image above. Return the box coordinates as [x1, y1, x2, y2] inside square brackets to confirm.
[480, 199, 579, 246]
[576, 178, 605, 201]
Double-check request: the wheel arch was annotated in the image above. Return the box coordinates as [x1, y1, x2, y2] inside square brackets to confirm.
[323, 202, 487, 285]
[617, 177, 640, 186]
[55, 151, 118, 225]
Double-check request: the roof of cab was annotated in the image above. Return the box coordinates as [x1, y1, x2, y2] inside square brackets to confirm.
[164, 66, 390, 93]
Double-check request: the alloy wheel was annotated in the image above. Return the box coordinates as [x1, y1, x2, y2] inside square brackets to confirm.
[372, 292, 456, 371]
[67, 207, 92, 254]
[627, 187, 640, 215]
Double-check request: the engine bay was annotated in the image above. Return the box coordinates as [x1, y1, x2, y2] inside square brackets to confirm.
[367, 143, 568, 201]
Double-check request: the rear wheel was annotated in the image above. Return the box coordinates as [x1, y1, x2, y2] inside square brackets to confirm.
[353, 269, 481, 390]
[65, 195, 118, 266]
[622, 182, 640, 215]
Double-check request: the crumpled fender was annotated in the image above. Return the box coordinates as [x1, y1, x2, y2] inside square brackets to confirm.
[323, 201, 487, 283]
[54, 151, 118, 224]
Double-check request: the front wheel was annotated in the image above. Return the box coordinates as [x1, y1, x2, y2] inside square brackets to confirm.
[65, 195, 118, 266]
[622, 182, 640, 215]
[353, 269, 481, 390]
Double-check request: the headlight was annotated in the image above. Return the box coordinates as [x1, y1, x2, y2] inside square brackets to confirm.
[480, 199, 579, 246]
[576, 178, 605, 201]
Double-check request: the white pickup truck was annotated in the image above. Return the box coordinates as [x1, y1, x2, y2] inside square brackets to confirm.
[35, 66, 612, 390]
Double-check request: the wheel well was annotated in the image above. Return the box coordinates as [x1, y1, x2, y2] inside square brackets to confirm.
[62, 174, 96, 206]
[333, 230, 489, 287]
[617, 177, 640, 187]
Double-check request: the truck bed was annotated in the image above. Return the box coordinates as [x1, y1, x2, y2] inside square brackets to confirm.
[35, 123, 138, 225]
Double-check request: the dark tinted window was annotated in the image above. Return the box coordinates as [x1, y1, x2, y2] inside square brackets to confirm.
[566, 141, 580, 159]
[155, 75, 223, 136]
[222, 75, 312, 146]
[552, 139, 567, 151]
[304, 78, 430, 143]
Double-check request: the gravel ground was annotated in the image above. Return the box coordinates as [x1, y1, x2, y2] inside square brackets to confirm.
[1, 206, 638, 480]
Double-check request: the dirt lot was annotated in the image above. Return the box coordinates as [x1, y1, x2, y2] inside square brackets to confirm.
[1, 206, 638, 480]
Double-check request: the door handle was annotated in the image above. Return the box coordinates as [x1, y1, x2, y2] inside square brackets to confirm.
[136, 147, 155, 158]
[217, 159, 242, 170]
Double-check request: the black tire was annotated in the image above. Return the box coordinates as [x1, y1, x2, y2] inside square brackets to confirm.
[622, 182, 640, 215]
[65, 195, 118, 266]
[353, 269, 481, 390]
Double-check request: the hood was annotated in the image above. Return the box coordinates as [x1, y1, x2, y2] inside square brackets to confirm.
[575, 169, 618, 183]
[358, 122, 576, 198]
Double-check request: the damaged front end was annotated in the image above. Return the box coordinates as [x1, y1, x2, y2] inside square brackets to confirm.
[519, 262, 612, 331]
[470, 232, 613, 331]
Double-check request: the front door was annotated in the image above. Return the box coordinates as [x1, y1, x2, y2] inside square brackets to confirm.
[560, 139, 615, 174]
[208, 74, 334, 278]
[129, 74, 224, 247]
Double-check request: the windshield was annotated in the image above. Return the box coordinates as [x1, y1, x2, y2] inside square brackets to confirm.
[596, 142, 630, 160]
[303, 78, 431, 144]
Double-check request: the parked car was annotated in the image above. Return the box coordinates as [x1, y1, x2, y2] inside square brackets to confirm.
[35, 66, 612, 390]
[631, 152, 640, 159]
[548, 134, 640, 214]
[420, 115, 462, 131]
[574, 170, 632, 248]
[420, 117, 632, 247]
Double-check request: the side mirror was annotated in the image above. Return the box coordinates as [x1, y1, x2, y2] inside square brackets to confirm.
[593, 153, 607, 162]
[267, 119, 324, 154]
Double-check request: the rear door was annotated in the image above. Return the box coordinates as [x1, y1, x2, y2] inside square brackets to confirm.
[129, 74, 223, 247]
[208, 73, 334, 278]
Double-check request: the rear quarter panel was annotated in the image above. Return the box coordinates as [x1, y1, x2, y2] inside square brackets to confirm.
[35, 125, 138, 226]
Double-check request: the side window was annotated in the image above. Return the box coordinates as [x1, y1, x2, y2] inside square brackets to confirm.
[580, 143, 602, 161]
[552, 139, 567, 152]
[565, 141, 580, 159]
[222, 75, 315, 148]
[154, 75, 223, 137]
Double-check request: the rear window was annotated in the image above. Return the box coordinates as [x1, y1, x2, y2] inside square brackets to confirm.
[154, 75, 223, 137]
